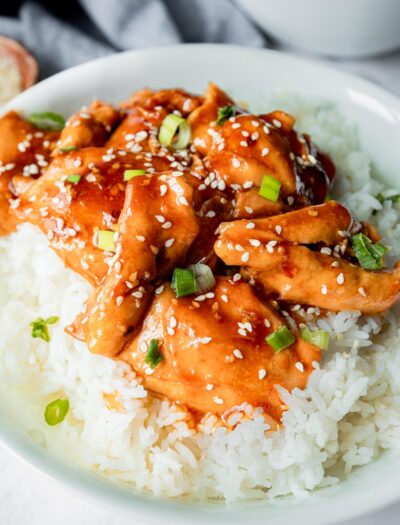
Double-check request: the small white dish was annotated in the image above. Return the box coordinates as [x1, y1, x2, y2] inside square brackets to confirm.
[2, 44, 400, 525]
[236, 0, 400, 58]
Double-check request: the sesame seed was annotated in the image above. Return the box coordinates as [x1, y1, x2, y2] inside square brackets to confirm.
[331, 261, 340, 267]
[295, 362, 304, 372]
[206, 384, 214, 391]
[178, 196, 189, 206]
[233, 273, 241, 282]
[170, 316, 177, 328]
[221, 294, 228, 303]
[337, 272, 345, 285]
[213, 396, 224, 405]
[132, 291, 143, 299]
[116, 296, 123, 306]
[358, 287, 367, 297]
[261, 147, 269, 157]
[287, 196, 294, 206]
[321, 285, 328, 295]
[258, 369, 267, 380]
[272, 119, 282, 128]
[264, 319, 271, 328]
[242, 181, 253, 189]
[155, 285, 165, 295]
[241, 252, 250, 263]
[249, 239, 261, 247]
[136, 235, 145, 242]
[155, 215, 165, 223]
[232, 123, 240, 129]
[165, 238, 175, 248]
[240, 140, 248, 147]
[320, 247, 332, 255]
[232, 158, 240, 168]
[162, 221, 172, 229]
[238, 328, 247, 337]
[275, 225, 282, 235]
[201, 337, 212, 344]
[167, 327, 175, 336]
[245, 206, 253, 214]
[252, 120, 260, 127]
[233, 349, 243, 359]
[206, 210, 216, 218]
[160, 184, 168, 196]
[245, 222, 255, 230]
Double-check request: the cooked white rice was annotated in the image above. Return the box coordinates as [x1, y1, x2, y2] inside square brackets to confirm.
[1, 98, 400, 502]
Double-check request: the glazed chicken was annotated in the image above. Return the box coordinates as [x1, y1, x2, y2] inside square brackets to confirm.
[1, 82, 399, 428]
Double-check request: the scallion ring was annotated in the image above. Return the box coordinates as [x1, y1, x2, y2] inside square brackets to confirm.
[351, 232, 388, 270]
[259, 174, 281, 202]
[28, 112, 65, 131]
[145, 339, 163, 369]
[171, 268, 196, 298]
[158, 114, 191, 150]
[266, 326, 295, 352]
[187, 264, 216, 294]
[124, 169, 146, 181]
[66, 174, 81, 184]
[300, 327, 329, 350]
[97, 230, 116, 252]
[44, 399, 69, 426]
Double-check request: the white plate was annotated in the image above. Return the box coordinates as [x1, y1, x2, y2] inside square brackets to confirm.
[2, 44, 400, 525]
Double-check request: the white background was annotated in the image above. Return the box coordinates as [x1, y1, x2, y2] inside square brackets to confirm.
[2, 49, 400, 525]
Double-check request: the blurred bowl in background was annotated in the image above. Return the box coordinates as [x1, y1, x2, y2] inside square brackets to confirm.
[0, 36, 38, 105]
[235, 0, 400, 58]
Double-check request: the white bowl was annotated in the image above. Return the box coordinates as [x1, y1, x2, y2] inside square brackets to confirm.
[236, 0, 400, 58]
[2, 44, 400, 525]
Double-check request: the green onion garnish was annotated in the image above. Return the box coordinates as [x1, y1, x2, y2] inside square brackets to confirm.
[351, 233, 388, 270]
[259, 175, 281, 202]
[97, 230, 116, 252]
[60, 145, 78, 153]
[158, 114, 191, 150]
[28, 112, 65, 131]
[171, 268, 196, 298]
[124, 169, 146, 181]
[300, 327, 330, 350]
[216, 105, 236, 125]
[66, 174, 81, 184]
[44, 399, 69, 426]
[30, 316, 60, 343]
[266, 326, 295, 352]
[376, 193, 400, 205]
[187, 264, 216, 294]
[145, 339, 163, 369]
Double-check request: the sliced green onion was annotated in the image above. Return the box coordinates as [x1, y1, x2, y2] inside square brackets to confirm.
[376, 193, 400, 205]
[60, 145, 78, 153]
[124, 169, 146, 181]
[145, 339, 163, 369]
[266, 326, 295, 352]
[158, 114, 191, 150]
[188, 264, 216, 294]
[30, 316, 60, 343]
[259, 175, 281, 202]
[44, 399, 69, 426]
[300, 327, 330, 350]
[171, 268, 196, 298]
[216, 105, 236, 125]
[351, 233, 388, 270]
[97, 230, 116, 252]
[28, 112, 65, 131]
[66, 174, 81, 184]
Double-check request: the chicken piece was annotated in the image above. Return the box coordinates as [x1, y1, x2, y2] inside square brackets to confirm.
[218, 201, 357, 247]
[55, 100, 121, 153]
[69, 171, 199, 357]
[215, 202, 400, 314]
[188, 83, 234, 156]
[16, 147, 171, 285]
[121, 277, 320, 422]
[108, 88, 203, 153]
[241, 250, 400, 314]
[0, 111, 59, 235]
[234, 188, 283, 219]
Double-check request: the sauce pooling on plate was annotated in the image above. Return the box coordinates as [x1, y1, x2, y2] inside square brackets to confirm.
[1, 83, 400, 428]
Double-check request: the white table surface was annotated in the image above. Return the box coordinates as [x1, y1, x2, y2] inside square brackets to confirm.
[2, 47, 400, 525]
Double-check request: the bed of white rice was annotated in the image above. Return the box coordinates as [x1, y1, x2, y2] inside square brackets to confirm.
[1, 98, 400, 503]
